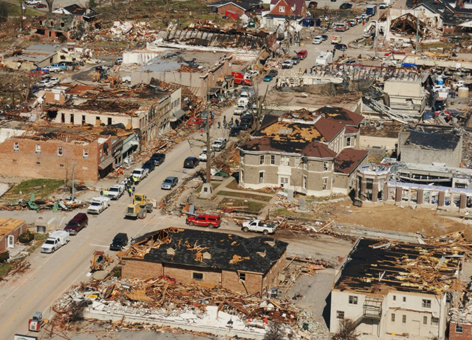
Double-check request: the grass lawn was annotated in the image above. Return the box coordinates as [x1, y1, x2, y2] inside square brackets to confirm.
[219, 198, 265, 213]
[6, 3, 43, 16]
[27, 233, 48, 253]
[0, 263, 12, 277]
[216, 190, 273, 202]
[272, 208, 314, 219]
[3, 179, 64, 202]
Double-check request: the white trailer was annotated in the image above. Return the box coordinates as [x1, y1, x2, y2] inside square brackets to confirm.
[41, 230, 70, 253]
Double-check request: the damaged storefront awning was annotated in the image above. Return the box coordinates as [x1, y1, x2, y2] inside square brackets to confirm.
[170, 109, 186, 122]
[99, 157, 114, 170]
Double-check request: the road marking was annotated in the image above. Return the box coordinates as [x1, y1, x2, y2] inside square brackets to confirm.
[89, 244, 109, 248]
[0, 241, 90, 336]
[133, 213, 157, 238]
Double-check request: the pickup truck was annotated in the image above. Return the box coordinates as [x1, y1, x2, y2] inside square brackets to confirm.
[87, 197, 110, 215]
[107, 184, 125, 200]
[132, 168, 149, 182]
[234, 105, 248, 116]
[41, 230, 70, 253]
[212, 138, 227, 151]
[241, 219, 277, 235]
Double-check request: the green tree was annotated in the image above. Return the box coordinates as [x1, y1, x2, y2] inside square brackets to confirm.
[0, 2, 8, 23]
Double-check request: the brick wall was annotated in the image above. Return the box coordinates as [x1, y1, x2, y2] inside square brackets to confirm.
[0, 222, 27, 253]
[262, 250, 286, 292]
[163, 263, 222, 287]
[222, 270, 262, 295]
[0, 137, 104, 182]
[217, 4, 245, 17]
[450, 322, 472, 340]
[121, 259, 163, 279]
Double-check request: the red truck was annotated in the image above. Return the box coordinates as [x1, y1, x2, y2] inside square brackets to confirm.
[231, 72, 252, 86]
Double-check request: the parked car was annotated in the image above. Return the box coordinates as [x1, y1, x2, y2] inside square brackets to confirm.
[264, 74, 274, 82]
[34, 3, 47, 7]
[347, 19, 357, 27]
[47, 77, 60, 87]
[199, 149, 215, 162]
[313, 36, 323, 44]
[115, 57, 123, 65]
[26, 0, 41, 5]
[58, 61, 74, 70]
[340, 2, 352, 9]
[234, 105, 248, 116]
[229, 126, 242, 136]
[296, 49, 308, 59]
[241, 219, 276, 235]
[64, 213, 88, 235]
[308, 1, 318, 7]
[131, 167, 149, 181]
[151, 153, 166, 166]
[240, 114, 254, 130]
[291, 56, 301, 65]
[246, 70, 259, 78]
[44, 65, 62, 72]
[335, 43, 348, 51]
[87, 200, 108, 215]
[211, 137, 227, 151]
[107, 184, 125, 200]
[379, 2, 388, 9]
[161, 176, 178, 190]
[186, 214, 221, 228]
[142, 160, 156, 172]
[41, 230, 69, 253]
[321, 34, 328, 41]
[183, 157, 199, 169]
[269, 69, 278, 77]
[110, 233, 128, 251]
[282, 60, 294, 69]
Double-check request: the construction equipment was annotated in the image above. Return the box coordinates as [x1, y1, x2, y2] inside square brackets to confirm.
[28, 312, 46, 332]
[90, 250, 114, 272]
[125, 193, 154, 219]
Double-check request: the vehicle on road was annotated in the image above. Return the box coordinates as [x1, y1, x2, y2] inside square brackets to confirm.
[44, 65, 62, 72]
[308, 1, 317, 7]
[26, 0, 41, 5]
[125, 193, 154, 219]
[230, 126, 242, 136]
[107, 184, 125, 200]
[87, 198, 109, 215]
[234, 104, 248, 115]
[132, 167, 149, 181]
[110, 233, 128, 251]
[161, 176, 178, 190]
[347, 19, 357, 26]
[334, 22, 349, 31]
[335, 43, 348, 51]
[34, 3, 47, 7]
[366, 4, 377, 16]
[296, 49, 308, 59]
[331, 35, 342, 44]
[240, 114, 254, 130]
[241, 219, 277, 235]
[246, 70, 259, 78]
[263, 74, 274, 82]
[321, 34, 328, 41]
[184, 156, 199, 168]
[199, 149, 215, 162]
[41, 230, 70, 253]
[313, 36, 323, 44]
[212, 137, 227, 151]
[282, 60, 294, 69]
[151, 153, 166, 166]
[186, 214, 221, 228]
[291, 56, 301, 65]
[48, 77, 60, 86]
[115, 57, 123, 65]
[379, 2, 388, 9]
[64, 213, 88, 235]
[315, 51, 333, 66]
[339, 3, 352, 9]
[29, 312, 45, 332]
[232, 71, 252, 86]
[142, 160, 156, 172]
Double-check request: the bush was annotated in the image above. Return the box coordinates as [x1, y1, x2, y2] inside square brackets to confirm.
[19, 230, 34, 244]
[0, 251, 9, 263]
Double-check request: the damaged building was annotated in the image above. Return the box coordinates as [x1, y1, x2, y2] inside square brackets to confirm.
[239, 107, 368, 196]
[330, 238, 464, 340]
[119, 228, 288, 296]
[0, 123, 136, 181]
[45, 83, 181, 146]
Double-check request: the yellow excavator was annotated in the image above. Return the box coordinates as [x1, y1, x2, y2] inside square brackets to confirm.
[125, 193, 154, 219]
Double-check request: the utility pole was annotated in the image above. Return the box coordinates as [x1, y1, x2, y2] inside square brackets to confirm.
[206, 109, 212, 185]
[71, 161, 76, 201]
[374, 23, 378, 59]
[416, 15, 420, 53]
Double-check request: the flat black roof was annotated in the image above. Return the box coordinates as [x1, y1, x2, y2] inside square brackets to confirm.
[129, 228, 288, 274]
[405, 130, 460, 151]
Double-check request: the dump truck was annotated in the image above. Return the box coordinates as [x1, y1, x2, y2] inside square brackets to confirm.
[125, 193, 154, 219]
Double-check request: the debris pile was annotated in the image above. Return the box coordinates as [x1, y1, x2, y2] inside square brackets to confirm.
[50, 276, 328, 339]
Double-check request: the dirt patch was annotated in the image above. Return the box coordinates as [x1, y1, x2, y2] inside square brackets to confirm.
[333, 203, 470, 239]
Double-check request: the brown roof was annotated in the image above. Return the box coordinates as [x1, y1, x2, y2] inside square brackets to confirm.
[345, 126, 359, 134]
[315, 106, 364, 126]
[313, 117, 345, 142]
[334, 148, 368, 174]
[241, 137, 335, 159]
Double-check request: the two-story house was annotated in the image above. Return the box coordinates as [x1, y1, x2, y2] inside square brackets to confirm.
[261, 0, 307, 29]
[330, 238, 463, 340]
[238, 107, 368, 196]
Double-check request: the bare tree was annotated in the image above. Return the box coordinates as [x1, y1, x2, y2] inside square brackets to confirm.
[45, 0, 54, 13]
[331, 319, 359, 340]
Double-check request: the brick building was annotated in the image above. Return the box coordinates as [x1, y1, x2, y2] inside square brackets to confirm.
[207, 0, 260, 18]
[450, 321, 472, 340]
[239, 107, 368, 196]
[0, 218, 27, 254]
[120, 228, 288, 295]
[0, 124, 133, 182]
[262, 0, 307, 29]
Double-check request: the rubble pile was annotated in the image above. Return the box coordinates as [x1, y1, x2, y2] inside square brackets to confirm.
[50, 276, 328, 339]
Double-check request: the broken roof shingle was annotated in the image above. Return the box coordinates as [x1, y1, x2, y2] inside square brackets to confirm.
[334, 148, 368, 174]
[404, 130, 460, 151]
